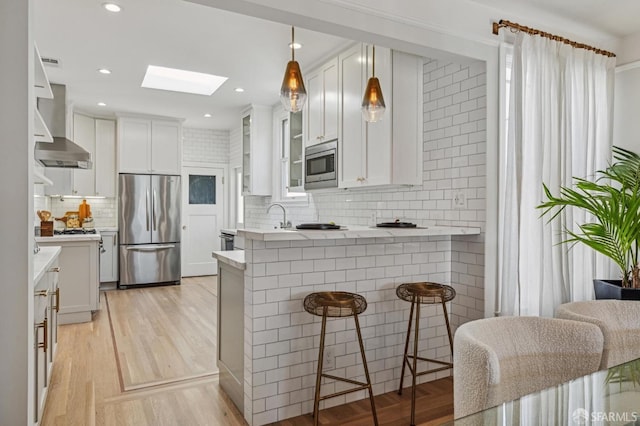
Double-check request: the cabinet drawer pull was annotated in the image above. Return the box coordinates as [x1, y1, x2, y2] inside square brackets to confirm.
[35, 290, 48, 297]
[53, 287, 60, 313]
[36, 319, 47, 352]
[49, 267, 60, 273]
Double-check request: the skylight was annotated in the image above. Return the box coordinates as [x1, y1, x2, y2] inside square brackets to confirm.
[141, 65, 228, 96]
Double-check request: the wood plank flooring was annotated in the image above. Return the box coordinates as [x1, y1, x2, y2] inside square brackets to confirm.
[41, 276, 454, 426]
[106, 278, 218, 389]
[267, 378, 453, 426]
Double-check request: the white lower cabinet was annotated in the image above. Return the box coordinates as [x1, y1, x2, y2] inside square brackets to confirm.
[338, 44, 423, 189]
[33, 252, 60, 425]
[34, 277, 48, 424]
[100, 231, 118, 283]
[37, 239, 100, 324]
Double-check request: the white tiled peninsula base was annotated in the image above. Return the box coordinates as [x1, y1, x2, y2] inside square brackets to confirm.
[239, 227, 480, 425]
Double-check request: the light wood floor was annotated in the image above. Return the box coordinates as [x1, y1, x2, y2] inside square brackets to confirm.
[41, 276, 245, 426]
[41, 276, 454, 426]
[107, 278, 218, 390]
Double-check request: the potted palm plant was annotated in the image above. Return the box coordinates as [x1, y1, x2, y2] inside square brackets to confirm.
[538, 146, 640, 299]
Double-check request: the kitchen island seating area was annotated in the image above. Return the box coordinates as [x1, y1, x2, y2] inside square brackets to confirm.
[213, 225, 482, 425]
[452, 316, 605, 419]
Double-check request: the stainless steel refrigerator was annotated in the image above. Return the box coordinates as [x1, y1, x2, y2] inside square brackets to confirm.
[118, 174, 181, 288]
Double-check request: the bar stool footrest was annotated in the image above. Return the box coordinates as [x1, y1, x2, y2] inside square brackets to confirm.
[403, 356, 453, 377]
[321, 373, 369, 388]
[318, 374, 370, 401]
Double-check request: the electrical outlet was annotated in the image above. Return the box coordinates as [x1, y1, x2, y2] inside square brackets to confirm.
[369, 211, 377, 226]
[453, 191, 467, 209]
[323, 346, 335, 370]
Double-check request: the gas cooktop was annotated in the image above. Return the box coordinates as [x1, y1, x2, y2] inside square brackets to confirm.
[54, 228, 97, 235]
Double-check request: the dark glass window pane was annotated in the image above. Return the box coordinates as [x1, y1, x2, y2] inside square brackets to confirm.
[189, 175, 216, 204]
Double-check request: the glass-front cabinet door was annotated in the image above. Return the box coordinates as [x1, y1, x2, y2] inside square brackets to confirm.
[288, 110, 303, 193]
[241, 113, 251, 194]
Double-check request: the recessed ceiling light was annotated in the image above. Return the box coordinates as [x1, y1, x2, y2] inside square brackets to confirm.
[97, 102, 107, 107]
[234, 87, 245, 93]
[288, 42, 302, 50]
[102, 3, 121, 12]
[141, 65, 228, 96]
[98, 68, 111, 75]
[204, 113, 212, 118]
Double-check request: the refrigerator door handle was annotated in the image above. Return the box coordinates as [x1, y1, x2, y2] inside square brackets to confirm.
[145, 189, 150, 231]
[125, 244, 176, 251]
[152, 189, 157, 231]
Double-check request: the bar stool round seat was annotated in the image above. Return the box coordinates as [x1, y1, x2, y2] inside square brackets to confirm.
[303, 291, 367, 317]
[303, 291, 378, 426]
[396, 282, 456, 304]
[396, 282, 456, 426]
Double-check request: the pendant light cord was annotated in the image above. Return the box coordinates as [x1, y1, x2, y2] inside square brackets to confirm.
[372, 45, 375, 77]
[291, 26, 295, 61]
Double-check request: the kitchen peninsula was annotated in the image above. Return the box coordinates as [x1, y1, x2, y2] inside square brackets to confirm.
[213, 225, 480, 425]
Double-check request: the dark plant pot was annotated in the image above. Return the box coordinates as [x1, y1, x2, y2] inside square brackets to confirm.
[593, 279, 640, 301]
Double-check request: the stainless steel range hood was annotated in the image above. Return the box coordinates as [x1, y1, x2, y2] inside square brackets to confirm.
[35, 84, 92, 169]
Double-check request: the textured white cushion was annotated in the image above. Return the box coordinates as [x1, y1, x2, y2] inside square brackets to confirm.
[453, 316, 603, 419]
[555, 300, 640, 369]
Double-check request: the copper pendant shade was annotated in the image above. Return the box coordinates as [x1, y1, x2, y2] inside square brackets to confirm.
[361, 45, 386, 122]
[280, 27, 307, 112]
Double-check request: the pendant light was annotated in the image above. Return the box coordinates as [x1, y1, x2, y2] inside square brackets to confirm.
[361, 45, 386, 122]
[280, 27, 307, 112]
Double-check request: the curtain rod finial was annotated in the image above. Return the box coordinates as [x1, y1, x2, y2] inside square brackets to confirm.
[492, 21, 500, 35]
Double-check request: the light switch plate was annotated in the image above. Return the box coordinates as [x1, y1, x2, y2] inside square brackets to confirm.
[453, 191, 466, 209]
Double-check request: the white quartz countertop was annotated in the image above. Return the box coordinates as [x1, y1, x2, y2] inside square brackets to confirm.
[220, 228, 238, 235]
[34, 246, 61, 284]
[212, 250, 246, 270]
[36, 233, 101, 243]
[237, 225, 481, 241]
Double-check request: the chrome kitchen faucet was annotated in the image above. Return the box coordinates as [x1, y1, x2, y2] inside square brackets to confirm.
[267, 203, 292, 229]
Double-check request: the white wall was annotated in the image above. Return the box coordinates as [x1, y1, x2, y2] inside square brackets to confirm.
[183, 127, 230, 164]
[614, 64, 640, 153]
[0, 0, 33, 423]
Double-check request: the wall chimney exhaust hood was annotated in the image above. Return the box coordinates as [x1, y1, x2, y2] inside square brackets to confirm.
[35, 84, 92, 169]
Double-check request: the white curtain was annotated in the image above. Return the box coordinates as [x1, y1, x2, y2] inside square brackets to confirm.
[498, 32, 616, 317]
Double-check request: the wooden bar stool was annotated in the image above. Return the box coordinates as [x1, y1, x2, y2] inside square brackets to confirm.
[303, 291, 379, 426]
[396, 282, 456, 426]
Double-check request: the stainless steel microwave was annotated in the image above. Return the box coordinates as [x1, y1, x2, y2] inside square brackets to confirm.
[304, 139, 337, 190]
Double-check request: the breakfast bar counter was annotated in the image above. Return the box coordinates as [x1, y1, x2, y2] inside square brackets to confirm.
[238, 225, 480, 241]
[219, 225, 482, 425]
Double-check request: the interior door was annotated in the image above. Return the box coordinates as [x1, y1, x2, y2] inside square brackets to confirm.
[181, 166, 225, 276]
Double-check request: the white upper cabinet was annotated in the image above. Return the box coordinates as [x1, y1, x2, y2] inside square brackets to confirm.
[95, 119, 116, 197]
[72, 113, 96, 196]
[241, 105, 272, 195]
[118, 117, 151, 173]
[34, 43, 53, 143]
[304, 58, 338, 146]
[44, 114, 117, 197]
[151, 120, 181, 175]
[118, 116, 182, 175]
[338, 44, 423, 189]
[33, 44, 53, 100]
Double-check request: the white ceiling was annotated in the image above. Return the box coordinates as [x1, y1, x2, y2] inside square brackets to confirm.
[33, 0, 349, 130]
[35, 0, 640, 131]
[471, 0, 640, 38]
